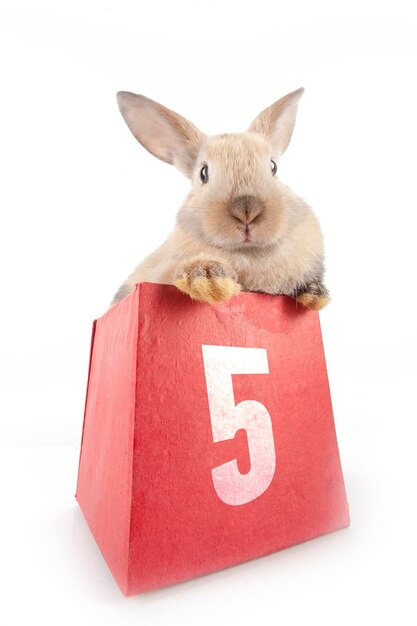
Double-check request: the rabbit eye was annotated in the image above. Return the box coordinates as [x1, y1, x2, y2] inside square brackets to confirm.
[271, 159, 277, 176]
[200, 164, 209, 184]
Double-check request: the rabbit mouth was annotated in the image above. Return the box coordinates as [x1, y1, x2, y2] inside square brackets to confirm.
[238, 230, 259, 248]
[233, 222, 253, 241]
[241, 224, 254, 243]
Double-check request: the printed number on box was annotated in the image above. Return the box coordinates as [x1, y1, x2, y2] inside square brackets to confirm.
[202, 345, 276, 506]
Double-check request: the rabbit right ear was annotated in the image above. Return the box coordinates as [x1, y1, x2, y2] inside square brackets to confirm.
[116, 92, 205, 178]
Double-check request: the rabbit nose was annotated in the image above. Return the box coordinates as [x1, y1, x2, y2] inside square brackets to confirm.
[229, 195, 264, 224]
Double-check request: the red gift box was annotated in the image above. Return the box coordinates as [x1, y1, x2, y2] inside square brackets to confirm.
[76, 282, 349, 596]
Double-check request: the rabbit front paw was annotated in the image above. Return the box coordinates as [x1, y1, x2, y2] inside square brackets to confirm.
[295, 280, 330, 311]
[175, 259, 241, 304]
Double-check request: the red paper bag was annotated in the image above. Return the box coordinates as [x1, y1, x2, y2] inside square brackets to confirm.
[76, 282, 349, 596]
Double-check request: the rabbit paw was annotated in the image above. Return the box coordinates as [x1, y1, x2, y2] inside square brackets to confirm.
[175, 259, 241, 304]
[295, 280, 330, 311]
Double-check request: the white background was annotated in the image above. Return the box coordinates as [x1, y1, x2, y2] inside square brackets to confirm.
[1, 1, 416, 624]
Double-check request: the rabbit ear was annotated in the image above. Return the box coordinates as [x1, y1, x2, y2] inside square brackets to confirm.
[248, 88, 305, 158]
[116, 92, 205, 178]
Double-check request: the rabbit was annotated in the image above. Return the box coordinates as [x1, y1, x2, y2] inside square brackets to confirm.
[112, 88, 330, 310]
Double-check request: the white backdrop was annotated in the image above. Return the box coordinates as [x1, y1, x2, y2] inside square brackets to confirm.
[0, 1, 416, 624]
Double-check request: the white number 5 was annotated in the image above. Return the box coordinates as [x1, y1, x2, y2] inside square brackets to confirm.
[202, 345, 276, 506]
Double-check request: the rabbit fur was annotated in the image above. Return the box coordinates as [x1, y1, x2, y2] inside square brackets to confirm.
[112, 88, 329, 310]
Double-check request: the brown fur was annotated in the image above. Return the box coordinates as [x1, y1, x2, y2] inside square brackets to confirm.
[296, 293, 330, 311]
[174, 258, 241, 304]
[112, 89, 329, 311]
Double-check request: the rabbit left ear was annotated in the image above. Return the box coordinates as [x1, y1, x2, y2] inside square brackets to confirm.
[248, 88, 304, 158]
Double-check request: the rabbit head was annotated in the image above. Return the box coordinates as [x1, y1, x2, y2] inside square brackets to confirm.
[117, 88, 304, 251]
